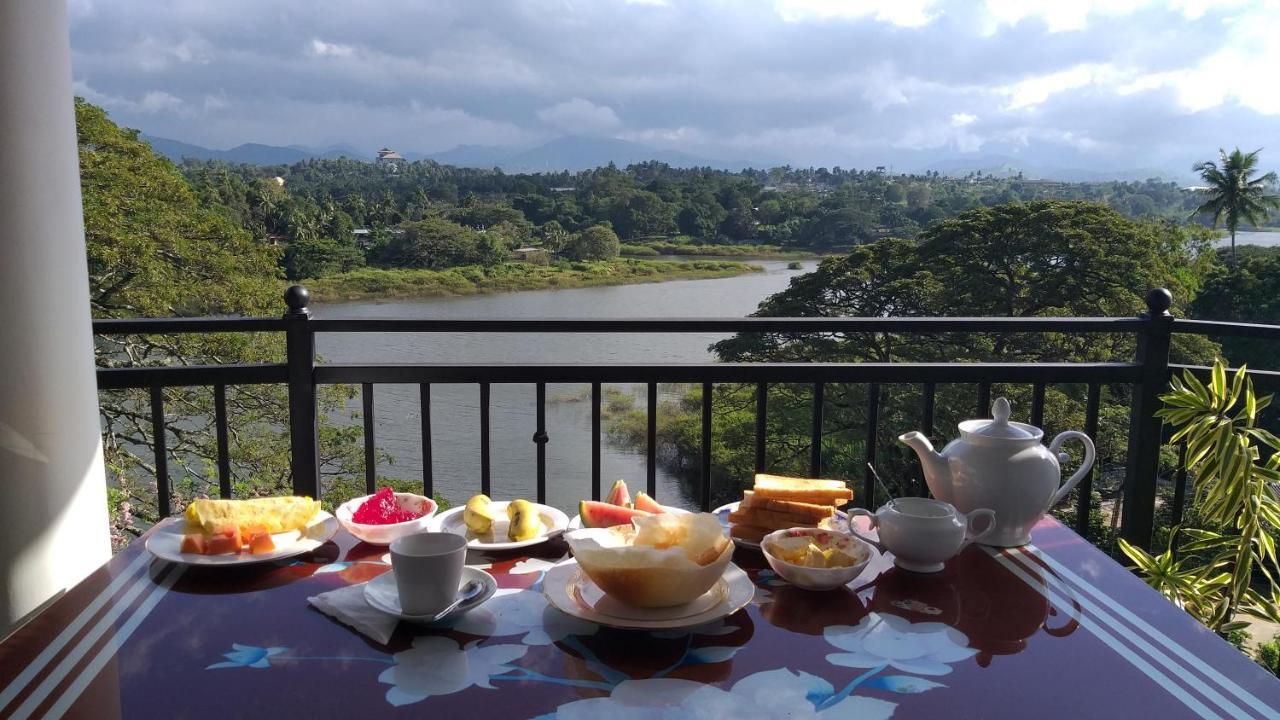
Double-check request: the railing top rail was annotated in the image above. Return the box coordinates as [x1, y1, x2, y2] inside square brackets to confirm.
[93, 317, 288, 334]
[308, 316, 1152, 333]
[314, 361, 1141, 384]
[96, 363, 289, 389]
[1169, 363, 1280, 391]
[1169, 319, 1280, 340]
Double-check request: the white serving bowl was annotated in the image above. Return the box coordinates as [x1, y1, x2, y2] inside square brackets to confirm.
[565, 514, 735, 608]
[761, 527, 873, 591]
[336, 492, 438, 545]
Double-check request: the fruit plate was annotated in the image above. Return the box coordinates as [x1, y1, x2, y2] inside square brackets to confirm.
[714, 501, 847, 550]
[542, 559, 753, 630]
[567, 505, 690, 530]
[146, 511, 339, 566]
[364, 567, 497, 624]
[429, 502, 570, 551]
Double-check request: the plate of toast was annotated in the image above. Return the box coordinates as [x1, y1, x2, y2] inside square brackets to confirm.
[715, 474, 852, 549]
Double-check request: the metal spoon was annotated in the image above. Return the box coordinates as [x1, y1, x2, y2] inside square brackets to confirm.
[866, 463, 895, 502]
[427, 579, 484, 621]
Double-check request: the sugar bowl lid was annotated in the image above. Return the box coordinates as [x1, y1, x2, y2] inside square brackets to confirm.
[958, 397, 1041, 440]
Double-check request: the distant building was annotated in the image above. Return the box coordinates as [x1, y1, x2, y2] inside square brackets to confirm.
[375, 148, 407, 171]
[352, 228, 372, 248]
[549, 186, 576, 193]
[512, 246, 549, 262]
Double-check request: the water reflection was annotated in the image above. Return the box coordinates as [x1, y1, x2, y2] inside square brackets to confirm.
[864, 550, 1079, 666]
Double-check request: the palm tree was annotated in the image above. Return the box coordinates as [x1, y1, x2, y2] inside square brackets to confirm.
[1191, 148, 1280, 265]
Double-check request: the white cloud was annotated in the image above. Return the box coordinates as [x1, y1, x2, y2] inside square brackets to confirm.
[536, 98, 621, 134]
[950, 112, 977, 126]
[774, 0, 940, 27]
[999, 64, 1109, 110]
[138, 90, 186, 114]
[310, 39, 355, 58]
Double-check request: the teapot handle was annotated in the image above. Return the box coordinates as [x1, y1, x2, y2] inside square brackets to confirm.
[958, 509, 997, 552]
[845, 509, 886, 553]
[1048, 431, 1096, 506]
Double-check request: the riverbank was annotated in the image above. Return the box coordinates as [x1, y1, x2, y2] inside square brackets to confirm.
[620, 240, 815, 259]
[307, 259, 763, 302]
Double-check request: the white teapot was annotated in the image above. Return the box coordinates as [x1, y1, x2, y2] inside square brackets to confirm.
[898, 398, 1095, 547]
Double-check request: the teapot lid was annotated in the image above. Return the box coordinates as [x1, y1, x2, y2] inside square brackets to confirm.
[961, 398, 1040, 439]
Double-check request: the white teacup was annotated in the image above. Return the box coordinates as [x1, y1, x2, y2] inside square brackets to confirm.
[847, 497, 995, 573]
[389, 532, 467, 615]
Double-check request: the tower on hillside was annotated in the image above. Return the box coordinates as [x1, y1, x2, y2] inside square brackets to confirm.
[375, 147, 407, 171]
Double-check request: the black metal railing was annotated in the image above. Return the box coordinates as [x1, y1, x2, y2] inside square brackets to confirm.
[91, 285, 1280, 550]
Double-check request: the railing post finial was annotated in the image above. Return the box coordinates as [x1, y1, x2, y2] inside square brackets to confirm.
[1143, 288, 1173, 319]
[284, 285, 311, 317]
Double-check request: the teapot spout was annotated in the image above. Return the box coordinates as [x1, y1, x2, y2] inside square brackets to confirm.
[898, 431, 952, 503]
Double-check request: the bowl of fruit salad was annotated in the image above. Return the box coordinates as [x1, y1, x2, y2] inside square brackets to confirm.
[336, 487, 437, 545]
[761, 527, 873, 591]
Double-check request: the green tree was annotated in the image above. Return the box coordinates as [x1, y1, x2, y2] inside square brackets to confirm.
[539, 220, 572, 253]
[608, 190, 676, 240]
[677, 194, 728, 239]
[377, 218, 504, 269]
[1190, 247, 1280, 369]
[567, 225, 621, 260]
[1192, 148, 1280, 265]
[81, 99, 369, 549]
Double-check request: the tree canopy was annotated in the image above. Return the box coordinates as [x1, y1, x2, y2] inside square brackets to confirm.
[567, 225, 621, 261]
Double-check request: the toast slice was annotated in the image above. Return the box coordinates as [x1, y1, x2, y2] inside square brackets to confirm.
[751, 474, 852, 504]
[741, 491, 835, 520]
[728, 523, 772, 544]
[729, 508, 821, 530]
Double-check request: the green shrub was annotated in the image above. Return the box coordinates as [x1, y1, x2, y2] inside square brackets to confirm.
[1258, 635, 1280, 676]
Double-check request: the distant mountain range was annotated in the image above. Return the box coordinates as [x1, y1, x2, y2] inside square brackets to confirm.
[142, 133, 765, 172]
[140, 133, 1192, 183]
[142, 135, 365, 165]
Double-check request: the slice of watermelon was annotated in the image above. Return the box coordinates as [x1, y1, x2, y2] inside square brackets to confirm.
[632, 492, 665, 514]
[604, 479, 632, 507]
[579, 500, 650, 528]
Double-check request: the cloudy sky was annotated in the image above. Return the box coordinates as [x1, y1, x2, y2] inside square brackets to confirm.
[68, 0, 1280, 175]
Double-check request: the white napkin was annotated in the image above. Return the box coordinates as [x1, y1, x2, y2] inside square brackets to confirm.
[308, 583, 399, 645]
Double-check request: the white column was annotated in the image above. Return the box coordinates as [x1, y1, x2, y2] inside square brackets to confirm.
[0, 0, 110, 634]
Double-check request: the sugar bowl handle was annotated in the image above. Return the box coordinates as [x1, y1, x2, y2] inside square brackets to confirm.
[846, 508, 886, 553]
[958, 508, 997, 551]
[1048, 431, 1097, 506]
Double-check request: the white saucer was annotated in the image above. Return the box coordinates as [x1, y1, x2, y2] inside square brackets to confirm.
[430, 501, 570, 551]
[566, 505, 690, 530]
[146, 512, 339, 566]
[714, 501, 847, 550]
[364, 566, 496, 624]
[542, 559, 753, 630]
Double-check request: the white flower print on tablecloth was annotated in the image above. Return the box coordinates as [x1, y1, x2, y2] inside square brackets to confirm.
[378, 636, 528, 707]
[825, 612, 976, 676]
[541, 668, 897, 719]
[449, 587, 597, 645]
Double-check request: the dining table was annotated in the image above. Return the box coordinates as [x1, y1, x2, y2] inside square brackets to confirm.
[3, 515, 1279, 719]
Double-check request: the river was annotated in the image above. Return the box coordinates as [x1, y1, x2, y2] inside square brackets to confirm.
[313, 259, 817, 512]
[1215, 231, 1279, 248]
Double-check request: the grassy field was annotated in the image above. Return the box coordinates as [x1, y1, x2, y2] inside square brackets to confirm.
[307, 259, 763, 302]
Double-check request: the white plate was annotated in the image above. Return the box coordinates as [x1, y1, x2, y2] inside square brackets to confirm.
[363, 566, 496, 624]
[714, 501, 847, 550]
[567, 505, 690, 530]
[543, 559, 753, 630]
[146, 511, 339, 566]
[429, 501, 569, 551]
